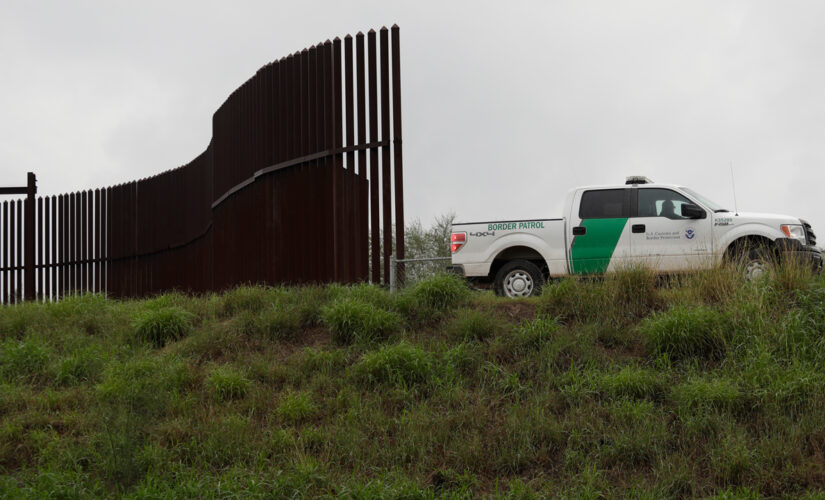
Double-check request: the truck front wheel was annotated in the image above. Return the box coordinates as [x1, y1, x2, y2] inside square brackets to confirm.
[494, 260, 545, 298]
[742, 244, 776, 281]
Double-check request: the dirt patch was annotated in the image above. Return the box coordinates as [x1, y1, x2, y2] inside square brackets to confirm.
[491, 301, 538, 323]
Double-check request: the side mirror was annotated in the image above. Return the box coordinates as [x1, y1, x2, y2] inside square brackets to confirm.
[682, 203, 706, 219]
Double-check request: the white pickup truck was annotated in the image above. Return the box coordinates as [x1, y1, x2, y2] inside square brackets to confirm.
[449, 177, 822, 297]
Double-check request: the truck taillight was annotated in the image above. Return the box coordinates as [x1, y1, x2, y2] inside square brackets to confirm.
[451, 232, 466, 253]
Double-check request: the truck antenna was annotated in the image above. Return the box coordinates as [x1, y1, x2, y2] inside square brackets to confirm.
[730, 161, 739, 216]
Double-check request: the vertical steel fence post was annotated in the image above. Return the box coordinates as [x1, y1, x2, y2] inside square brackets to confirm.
[379, 27, 392, 286]
[391, 25, 405, 288]
[24, 172, 36, 301]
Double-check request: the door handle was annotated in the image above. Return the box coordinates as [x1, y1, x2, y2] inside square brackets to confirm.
[632, 224, 645, 233]
[572, 226, 586, 236]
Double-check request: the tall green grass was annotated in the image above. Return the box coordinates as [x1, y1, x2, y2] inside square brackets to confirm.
[1, 267, 824, 497]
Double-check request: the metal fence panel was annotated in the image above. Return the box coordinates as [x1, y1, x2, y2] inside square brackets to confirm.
[1, 25, 404, 302]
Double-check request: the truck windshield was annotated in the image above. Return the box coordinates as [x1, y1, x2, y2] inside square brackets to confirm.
[680, 187, 728, 212]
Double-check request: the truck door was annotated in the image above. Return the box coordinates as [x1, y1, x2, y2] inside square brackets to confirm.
[629, 188, 713, 271]
[568, 188, 632, 274]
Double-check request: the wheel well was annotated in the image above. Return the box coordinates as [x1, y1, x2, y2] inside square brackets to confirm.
[724, 235, 775, 260]
[488, 246, 548, 280]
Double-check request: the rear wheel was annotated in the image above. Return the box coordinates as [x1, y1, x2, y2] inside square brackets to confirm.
[494, 260, 545, 298]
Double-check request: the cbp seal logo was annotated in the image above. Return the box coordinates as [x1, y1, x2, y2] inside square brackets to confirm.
[685, 228, 696, 240]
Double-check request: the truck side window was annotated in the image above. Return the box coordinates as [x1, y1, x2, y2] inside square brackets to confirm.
[579, 189, 628, 219]
[637, 188, 694, 220]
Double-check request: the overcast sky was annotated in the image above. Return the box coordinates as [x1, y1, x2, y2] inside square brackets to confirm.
[2, 1, 824, 239]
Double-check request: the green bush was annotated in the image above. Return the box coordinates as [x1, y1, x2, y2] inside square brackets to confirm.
[446, 309, 501, 342]
[409, 273, 470, 311]
[352, 342, 434, 388]
[206, 365, 251, 401]
[640, 305, 731, 360]
[131, 306, 194, 348]
[322, 298, 400, 345]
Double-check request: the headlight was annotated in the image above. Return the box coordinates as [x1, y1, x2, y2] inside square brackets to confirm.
[781, 224, 806, 243]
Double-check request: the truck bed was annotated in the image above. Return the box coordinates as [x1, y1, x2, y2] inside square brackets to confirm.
[450, 218, 568, 278]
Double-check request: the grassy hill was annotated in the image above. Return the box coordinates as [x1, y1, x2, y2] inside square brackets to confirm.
[1, 265, 825, 498]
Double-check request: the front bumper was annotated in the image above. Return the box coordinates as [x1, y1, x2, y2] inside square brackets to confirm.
[775, 239, 823, 273]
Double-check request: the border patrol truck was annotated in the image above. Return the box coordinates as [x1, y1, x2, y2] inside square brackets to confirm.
[449, 177, 822, 297]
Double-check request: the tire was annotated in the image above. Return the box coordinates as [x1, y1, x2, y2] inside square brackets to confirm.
[494, 260, 545, 298]
[740, 243, 775, 281]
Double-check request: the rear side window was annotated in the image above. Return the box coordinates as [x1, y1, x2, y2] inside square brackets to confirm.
[579, 189, 628, 219]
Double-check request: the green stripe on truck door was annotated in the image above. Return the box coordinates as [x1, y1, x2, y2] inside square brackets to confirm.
[570, 218, 628, 275]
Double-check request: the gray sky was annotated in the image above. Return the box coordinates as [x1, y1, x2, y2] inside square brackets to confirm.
[2, 1, 825, 238]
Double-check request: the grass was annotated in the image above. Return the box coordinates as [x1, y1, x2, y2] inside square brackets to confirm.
[1, 268, 825, 497]
[321, 297, 401, 345]
[131, 306, 194, 348]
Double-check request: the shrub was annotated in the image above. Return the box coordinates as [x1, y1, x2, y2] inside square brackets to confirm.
[640, 305, 731, 360]
[352, 342, 434, 388]
[131, 306, 194, 348]
[206, 365, 251, 401]
[409, 273, 470, 311]
[598, 366, 666, 401]
[446, 309, 501, 342]
[322, 298, 400, 345]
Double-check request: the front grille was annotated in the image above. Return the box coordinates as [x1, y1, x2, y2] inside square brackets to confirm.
[801, 219, 816, 246]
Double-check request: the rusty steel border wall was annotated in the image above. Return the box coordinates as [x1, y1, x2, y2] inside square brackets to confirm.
[0, 25, 404, 303]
